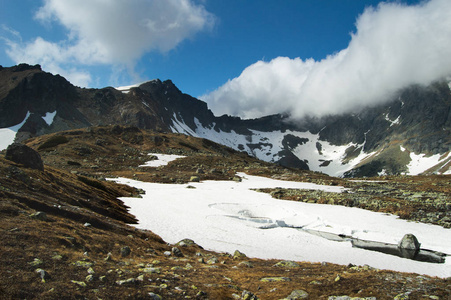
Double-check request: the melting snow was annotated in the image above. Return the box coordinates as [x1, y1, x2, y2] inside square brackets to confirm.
[111, 173, 451, 277]
[0, 112, 31, 150]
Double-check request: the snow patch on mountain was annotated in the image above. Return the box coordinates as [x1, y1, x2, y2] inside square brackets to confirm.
[0, 112, 31, 150]
[170, 116, 378, 177]
[42, 111, 56, 126]
[401, 146, 451, 175]
[139, 153, 186, 168]
[115, 80, 157, 93]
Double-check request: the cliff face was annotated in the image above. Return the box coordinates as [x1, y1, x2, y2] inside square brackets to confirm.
[1, 64, 450, 177]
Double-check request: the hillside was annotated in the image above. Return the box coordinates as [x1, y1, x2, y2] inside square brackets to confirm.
[0, 126, 450, 299]
[1, 64, 450, 177]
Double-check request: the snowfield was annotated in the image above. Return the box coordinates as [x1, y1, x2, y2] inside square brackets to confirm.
[110, 162, 451, 278]
[0, 112, 30, 150]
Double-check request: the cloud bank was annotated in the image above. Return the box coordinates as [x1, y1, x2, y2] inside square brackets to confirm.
[203, 0, 451, 119]
[4, 0, 214, 87]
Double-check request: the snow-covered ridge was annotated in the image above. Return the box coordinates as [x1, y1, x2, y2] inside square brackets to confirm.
[115, 80, 158, 94]
[111, 173, 451, 277]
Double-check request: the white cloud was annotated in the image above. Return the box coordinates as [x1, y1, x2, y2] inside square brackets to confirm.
[4, 0, 215, 87]
[203, 0, 451, 119]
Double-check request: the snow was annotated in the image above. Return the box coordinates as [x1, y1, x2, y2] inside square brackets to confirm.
[402, 146, 451, 175]
[384, 113, 401, 127]
[115, 80, 157, 93]
[0, 112, 31, 150]
[111, 173, 451, 278]
[172, 117, 377, 177]
[42, 111, 56, 126]
[139, 153, 185, 167]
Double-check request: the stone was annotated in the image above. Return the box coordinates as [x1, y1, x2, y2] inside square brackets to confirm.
[5, 143, 44, 171]
[104, 252, 113, 261]
[73, 260, 93, 268]
[190, 176, 200, 182]
[71, 280, 87, 287]
[30, 211, 48, 221]
[120, 246, 131, 257]
[148, 293, 163, 300]
[260, 277, 291, 282]
[328, 297, 376, 300]
[238, 261, 253, 268]
[206, 257, 219, 264]
[273, 260, 300, 268]
[35, 268, 50, 282]
[398, 234, 420, 250]
[28, 258, 43, 267]
[172, 247, 183, 257]
[233, 250, 247, 259]
[284, 289, 309, 299]
[398, 234, 420, 259]
[116, 278, 136, 286]
[241, 290, 259, 300]
[85, 274, 94, 282]
[176, 238, 196, 247]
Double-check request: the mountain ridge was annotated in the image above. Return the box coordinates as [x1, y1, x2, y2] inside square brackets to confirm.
[1, 64, 450, 177]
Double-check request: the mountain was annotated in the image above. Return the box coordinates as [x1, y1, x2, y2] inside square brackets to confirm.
[1, 64, 450, 177]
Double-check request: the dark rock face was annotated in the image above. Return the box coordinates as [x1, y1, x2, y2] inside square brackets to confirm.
[5, 143, 44, 171]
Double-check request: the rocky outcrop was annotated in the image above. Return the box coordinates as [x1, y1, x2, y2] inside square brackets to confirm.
[5, 143, 44, 171]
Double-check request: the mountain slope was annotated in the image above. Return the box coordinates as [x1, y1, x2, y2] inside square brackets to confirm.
[1, 64, 450, 177]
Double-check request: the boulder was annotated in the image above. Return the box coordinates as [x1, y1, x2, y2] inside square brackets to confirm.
[5, 143, 44, 171]
[398, 234, 420, 259]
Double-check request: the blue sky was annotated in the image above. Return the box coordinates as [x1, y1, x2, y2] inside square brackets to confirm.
[1, 0, 450, 119]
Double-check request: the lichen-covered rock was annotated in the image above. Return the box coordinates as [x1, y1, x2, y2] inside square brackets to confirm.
[283, 289, 309, 299]
[260, 277, 291, 282]
[273, 260, 300, 268]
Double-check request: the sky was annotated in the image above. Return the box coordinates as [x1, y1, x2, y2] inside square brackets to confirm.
[1, 0, 451, 119]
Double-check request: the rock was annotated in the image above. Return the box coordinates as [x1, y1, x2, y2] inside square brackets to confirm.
[5, 143, 44, 171]
[206, 257, 219, 264]
[28, 258, 43, 267]
[73, 260, 93, 268]
[238, 261, 253, 268]
[104, 252, 113, 261]
[116, 278, 136, 286]
[394, 293, 410, 300]
[148, 293, 163, 300]
[283, 289, 309, 299]
[273, 260, 300, 268]
[190, 176, 200, 182]
[142, 267, 161, 274]
[233, 250, 247, 259]
[30, 211, 48, 221]
[260, 277, 291, 282]
[35, 268, 50, 282]
[71, 280, 87, 287]
[398, 234, 420, 259]
[172, 247, 183, 257]
[120, 246, 131, 257]
[176, 238, 196, 247]
[233, 176, 242, 182]
[328, 297, 376, 300]
[196, 168, 204, 174]
[241, 290, 259, 300]
[398, 234, 420, 250]
[85, 274, 94, 282]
